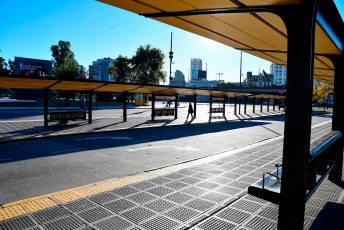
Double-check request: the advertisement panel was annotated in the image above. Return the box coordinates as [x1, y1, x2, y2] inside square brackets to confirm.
[15, 57, 52, 77]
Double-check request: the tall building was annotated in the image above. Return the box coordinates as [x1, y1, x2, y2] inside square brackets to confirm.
[89, 57, 114, 81]
[190, 58, 203, 80]
[245, 70, 274, 87]
[270, 63, 287, 86]
[173, 70, 185, 87]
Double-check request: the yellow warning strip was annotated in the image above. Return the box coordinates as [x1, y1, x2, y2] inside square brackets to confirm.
[0, 164, 186, 222]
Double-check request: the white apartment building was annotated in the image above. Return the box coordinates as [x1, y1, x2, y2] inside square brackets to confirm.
[270, 63, 287, 86]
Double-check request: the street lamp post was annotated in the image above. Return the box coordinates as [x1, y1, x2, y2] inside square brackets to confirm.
[169, 32, 173, 86]
[216, 73, 223, 86]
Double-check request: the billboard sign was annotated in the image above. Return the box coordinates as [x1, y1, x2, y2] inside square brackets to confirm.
[15, 57, 52, 77]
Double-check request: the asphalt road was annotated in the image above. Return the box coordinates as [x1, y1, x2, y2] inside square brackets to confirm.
[0, 113, 331, 204]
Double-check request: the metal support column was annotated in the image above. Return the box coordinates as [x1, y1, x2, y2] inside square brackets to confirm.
[244, 96, 247, 114]
[273, 99, 276, 111]
[44, 88, 48, 127]
[234, 96, 237, 115]
[175, 94, 178, 119]
[267, 98, 270, 112]
[209, 95, 213, 119]
[152, 94, 155, 121]
[238, 97, 241, 114]
[260, 98, 263, 113]
[223, 96, 226, 117]
[88, 92, 92, 124]
[253, 97, 255, 113]
[279, 100, 281, 111]
[330, 56, 344, 181]
[123, 92, 127, 122]
[276, 2, 320, 229]
[194, 95, 197, 118]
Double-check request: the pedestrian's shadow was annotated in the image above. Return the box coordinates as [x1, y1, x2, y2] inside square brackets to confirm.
[185, 117, 195, 124]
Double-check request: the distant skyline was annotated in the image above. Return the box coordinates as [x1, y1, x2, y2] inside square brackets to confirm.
[1, 0, 343, 85]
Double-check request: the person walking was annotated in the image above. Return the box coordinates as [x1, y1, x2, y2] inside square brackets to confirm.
[186, 103, 194, 121]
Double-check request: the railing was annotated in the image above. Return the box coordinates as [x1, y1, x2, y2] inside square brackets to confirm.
[248, 131, 342, 204]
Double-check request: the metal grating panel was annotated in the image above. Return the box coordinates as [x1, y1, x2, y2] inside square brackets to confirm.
[164, 173, 186, 180]
[244, 195, 269, 204]
[207, 176, 233, 185]
[221, 172, 241, 180]
[179, 177, 202, 185]
[147, 186, 174, 197]
[192, 173, 214, 180]
[104, 199, 136, 214]
[232, 200, 263, 213]
[144, 199, 177, 212]
[28, 227, 44, 230]
[306, 198, 329, 208]
[227, 181, 251, 189]
[239, 165, 258, 171]
[111, 186, 139, 197]
[32, 207, 70, 224]
[94, 216, 132, 230]
[122, 207, 156, 224]
[0, 216, 36, 230]
[216, 186, 243, 196]
[165, 181, 189, 190]
[185, 198, 216, 212]
[177, 169, 198, 176]
[166, 206, 201, 222]
[196, 217, 236, 230]
[304, 205, 322, 218]
[165, 192, 194, 204]
[42, 216, 87, 230]
[149, 177, 173, 185]
[127, 192, 157, 204]
[205, 169, 225, 175]
[258, 206, 279, 221]
[141, 216, 180, 230]
[237, 176, 259, 184]
[196, 182, 221, 190]
[131, 181, 156, 190]
[313, 191, 340, 202]
[181, 186, 208, 197]
[63, 199, 96, 213]
[78, 206, 113, 223]
[201, 192, 231, 203]
[245, 216, 277, 230]
[216, 207, 251, 224]
[303, 217, 315, 230]
[89, 192, 119, 204]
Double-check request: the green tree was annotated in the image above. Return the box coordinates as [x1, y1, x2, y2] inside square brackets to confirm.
[313, 81, 333, 103]
[0, 57, 9, 76]
[131, 45, 166, 85]
[51, 41, 75, 67]
[108, 55, 132, 83]
[8, 59, 15, 75]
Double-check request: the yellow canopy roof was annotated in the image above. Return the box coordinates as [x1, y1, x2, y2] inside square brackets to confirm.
[97, 0, 343, 85]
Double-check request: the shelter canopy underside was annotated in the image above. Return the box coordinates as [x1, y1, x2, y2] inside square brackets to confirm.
[98, 0, 343, 84]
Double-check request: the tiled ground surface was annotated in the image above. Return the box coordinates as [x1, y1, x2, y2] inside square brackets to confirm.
[1, 121, 343, 230]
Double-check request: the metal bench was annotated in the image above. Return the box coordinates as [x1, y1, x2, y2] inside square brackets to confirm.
[47, 110, 88, 124]
[153, 108, 175, 117]
[248, 131, 342, 204]
[211, 107, 224, 119]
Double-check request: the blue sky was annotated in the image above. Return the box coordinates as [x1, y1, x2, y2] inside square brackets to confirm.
[0, 0, 343, 84]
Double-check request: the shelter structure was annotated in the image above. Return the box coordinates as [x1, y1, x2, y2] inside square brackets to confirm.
[96, 0, 344, 229]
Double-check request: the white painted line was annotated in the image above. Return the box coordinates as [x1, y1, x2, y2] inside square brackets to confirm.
[74, 137, 132, 141]
[53, 148, 83, 154]
[127, 146, 199, 152]
[0, 158, 14, 162]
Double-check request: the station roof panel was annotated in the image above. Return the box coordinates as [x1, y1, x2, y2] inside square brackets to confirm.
[97, 0, 343, 84]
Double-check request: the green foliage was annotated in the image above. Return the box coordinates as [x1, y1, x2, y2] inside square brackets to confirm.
[108, 44, 166, 85]
[219, 82, 236, 88]
[51, 41, 75, 66]
[0, 57, 10, 76]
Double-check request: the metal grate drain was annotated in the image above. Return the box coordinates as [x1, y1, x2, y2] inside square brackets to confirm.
[196, 182, 221, 190]
[185, 198, 216, 212]
[127, 192, 157, 204]
[147, 186, 174, 197]
[144, 199, 177, 212]
[104, 199, 136, 214]
[257, 206, 279, 221]
[42, 215, 87, 230]
[89, 192, 119, 204]
[165, 206, 201, 222]
[111, 186, 139, 197]
[231, 200, 263, 213]
[130, 181, 156, 190]
[245, 216, 277, 230]
[179, 177, 202, 185]
[196, 217, 236, 230]
[181, 186, 208, 197]
[78, 206, 113, 223]
[32, 206, 70, 224]
[201, 192, 231, 203]
[165, 192, 194, 204]
[122, 207, 156, 224]
[148, 177, 173, 185]
[63, 199, 97, 213]
[165, 181, 189, 190]
[216, 207, 251, 224]
[141, 216, 180, 230]
[94, 216, 132, 230]
[216, 186, 243, 196]
[0, 215, 36, 230]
